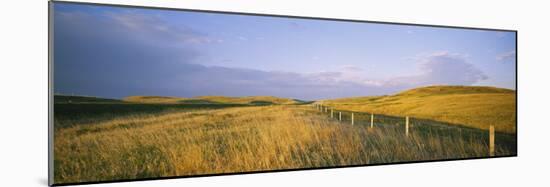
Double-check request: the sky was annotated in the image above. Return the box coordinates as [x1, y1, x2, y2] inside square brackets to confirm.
[53, 3, 516, 100]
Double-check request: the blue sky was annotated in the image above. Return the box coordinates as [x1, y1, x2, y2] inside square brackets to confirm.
[53, 3, 516, 100]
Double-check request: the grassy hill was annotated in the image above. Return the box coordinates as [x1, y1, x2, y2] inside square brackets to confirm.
[319, 85, 516, 133]
[55, 95, 303, 105]
[123, 96, 187, 104]
[195, 96, 301, 105]
[124, 95, 303, 105]
[54, 95, 123, 104]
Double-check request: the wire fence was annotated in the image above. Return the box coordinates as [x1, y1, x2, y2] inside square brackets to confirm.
[311, 104, 516, 156]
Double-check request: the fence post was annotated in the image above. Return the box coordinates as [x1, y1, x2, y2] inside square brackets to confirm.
[405, 116, 409, 137]
[489, 125, 495, 157]
[351, 113, 354, 126]
[370, 113, 374, 128]
[325, 106, 328, 113]
[331, 109, 334, 118]
[339, 112, 342, 121]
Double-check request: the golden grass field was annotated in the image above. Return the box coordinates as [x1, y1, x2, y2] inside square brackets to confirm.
[320, 86, 516, 133]
[54, 104, 513, 184]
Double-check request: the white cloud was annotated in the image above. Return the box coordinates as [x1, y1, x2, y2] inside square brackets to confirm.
[340, 65, 364, 72]
[277, 51, 488, 95]
[54, 9, 216, 46]
[107, 11, 218, 44]
[496, 51, 516, 63]
[389, 51, 488, 86]
[237, 36, 248, 41]
[301, 66, 383, 88]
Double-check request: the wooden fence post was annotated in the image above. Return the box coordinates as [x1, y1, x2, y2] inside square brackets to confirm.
[339, 112, 342, 121]
[351, 113, 354, 126]
[370, 113, 374, 128]
[331, 109, 334, 118]
[489, 125, 495, 157]
[405, 116, 409, 137]
[325, 106, 328, 113]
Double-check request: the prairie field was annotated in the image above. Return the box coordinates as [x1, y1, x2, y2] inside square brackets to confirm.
[54, 102, 515, 184]
[51, 4, 518, 185]
[320, 86, 516, 133]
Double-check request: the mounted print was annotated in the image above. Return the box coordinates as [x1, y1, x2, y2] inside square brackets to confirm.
[49, 1, 517, 186]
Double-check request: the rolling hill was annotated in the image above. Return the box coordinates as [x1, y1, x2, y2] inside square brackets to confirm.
[123, 95, 304, 105]
[194, 96, 302, 105]
[55, 94, 305, 105]
[319, 85, 516, 133]
[54, 95, 123, 104]
[123, 96, 187, 104]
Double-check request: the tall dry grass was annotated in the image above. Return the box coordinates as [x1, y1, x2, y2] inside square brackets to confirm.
[54, 105, 512, 184]
[320, 86, 516, 133]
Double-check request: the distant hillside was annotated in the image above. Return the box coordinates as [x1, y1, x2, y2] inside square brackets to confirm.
[54, 95, 123, 104]
[395, 85, 514, 96]
[320, 86, 516, 133]
[195, 96, 301, 105]
[123, 96, 187, 104]
[124, 95, 304, 105]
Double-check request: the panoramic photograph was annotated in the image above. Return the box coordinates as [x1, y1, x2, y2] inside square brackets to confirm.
[51, 2, 516, 185]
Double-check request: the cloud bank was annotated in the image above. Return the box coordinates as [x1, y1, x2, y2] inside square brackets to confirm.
[496, 51, 516, 63]
[389, 52, 488, 87]
[54, 8, 490, 100]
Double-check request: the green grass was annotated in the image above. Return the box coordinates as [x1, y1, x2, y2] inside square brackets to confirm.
[54, 103, 248, 129]
[54, 95, 306, 128]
